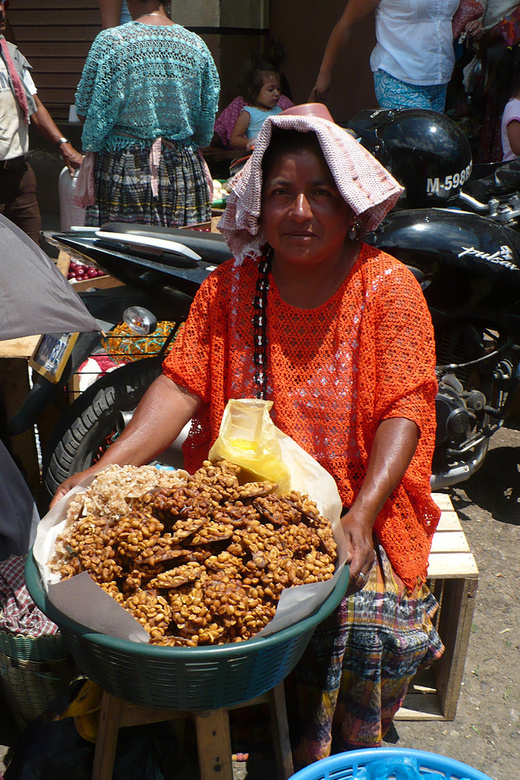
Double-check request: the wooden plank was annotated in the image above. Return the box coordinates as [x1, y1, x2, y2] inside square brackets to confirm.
[69, 276, 124, 293]
[0, 335, 40, 359]
[195, 710, 234, 780]
[430, 531, 470, 554]
[92, 692, 122, 780]
[10, 0, 99, 9]
[427, 552, 478, 578]
[268, 683, 294, 780]
[433, 578, 478, 720]
[394, 693, 445, 721]
[13, 27, 100, 42]
[34, 73, 83, 89]
[119, 702, 186, 728]
[22, 41, 93, 57]
[432, 492, 454, 511]
[400, 494, 479, 721]
[9, 9, 101, 24]
[36, 106, 70, 121]
[435, 510, 463, 532]
[33, 85, 77, 98]
[56, 250, 71, 276]
[23, 57, 90, 72]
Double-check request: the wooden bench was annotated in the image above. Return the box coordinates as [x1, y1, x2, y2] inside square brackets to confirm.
[395, 492, 479, 721]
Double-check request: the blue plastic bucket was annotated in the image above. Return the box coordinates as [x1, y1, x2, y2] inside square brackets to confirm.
[290, 747, 494, 780]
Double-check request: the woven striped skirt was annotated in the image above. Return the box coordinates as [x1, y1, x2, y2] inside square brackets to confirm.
[85, 142, 211, 228]
[288, 543, 444, 767]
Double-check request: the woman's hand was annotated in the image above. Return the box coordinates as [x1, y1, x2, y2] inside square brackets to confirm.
[50, 375, 201, 509]
[311, 0, 380, 102]
[462, 18, 483, 42]
[50, 466, 102, 508]
[310, 73, 331, 103]
[341, 507, 376, 594]
[341, 417, 420, 594]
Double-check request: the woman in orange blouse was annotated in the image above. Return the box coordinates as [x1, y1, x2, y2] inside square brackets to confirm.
[52, 103, 443, 761]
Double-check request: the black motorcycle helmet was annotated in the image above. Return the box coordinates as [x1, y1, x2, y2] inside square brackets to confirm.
[346, 108, 473, 207]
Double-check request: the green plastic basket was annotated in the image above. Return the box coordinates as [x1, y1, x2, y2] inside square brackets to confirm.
[25, 552, 350, 711]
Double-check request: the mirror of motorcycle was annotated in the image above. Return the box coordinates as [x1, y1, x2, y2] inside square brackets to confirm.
[123, 306, 158, 335]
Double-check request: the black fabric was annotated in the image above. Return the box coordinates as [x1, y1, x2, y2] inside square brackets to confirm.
[0, 440, 37, 560]
[4, 717, 185, 780]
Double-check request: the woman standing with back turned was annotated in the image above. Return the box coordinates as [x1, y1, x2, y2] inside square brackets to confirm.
[75, 0, 220, 227]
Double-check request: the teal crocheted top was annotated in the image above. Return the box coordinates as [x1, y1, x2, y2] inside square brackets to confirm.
[75, 22, 220, 152]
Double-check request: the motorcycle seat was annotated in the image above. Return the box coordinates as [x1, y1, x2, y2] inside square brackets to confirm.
[99, 223, 233, 266]
[464, 159, 520, 201]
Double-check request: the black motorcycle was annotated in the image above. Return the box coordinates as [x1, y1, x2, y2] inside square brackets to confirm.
[349, 108, 520, 489]
[41, 109, 520, 500]
[40, 226, 232, 501]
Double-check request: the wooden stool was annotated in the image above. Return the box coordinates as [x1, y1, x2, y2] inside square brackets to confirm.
[396, 492, 479, 721]
[92, 680, 294, 780]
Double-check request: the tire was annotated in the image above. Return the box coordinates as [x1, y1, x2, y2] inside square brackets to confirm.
[42, 356, 163, 505]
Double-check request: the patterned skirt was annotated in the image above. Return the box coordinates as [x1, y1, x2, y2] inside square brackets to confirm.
[373, 69, 448, 113]
[287, 543, 444, 767]
[85, 142, 211, 228]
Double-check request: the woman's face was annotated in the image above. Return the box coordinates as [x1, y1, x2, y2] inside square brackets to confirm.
[261, 147, 354, 270]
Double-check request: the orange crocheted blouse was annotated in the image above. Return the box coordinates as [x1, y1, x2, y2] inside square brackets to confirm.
[163, 243, 441, 588]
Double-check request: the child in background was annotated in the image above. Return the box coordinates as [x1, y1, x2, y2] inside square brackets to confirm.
[501, 45, 520, 161]
[230, 62, 282, 151]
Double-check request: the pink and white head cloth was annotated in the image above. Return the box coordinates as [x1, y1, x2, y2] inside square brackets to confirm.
[218, 103, 404, 264]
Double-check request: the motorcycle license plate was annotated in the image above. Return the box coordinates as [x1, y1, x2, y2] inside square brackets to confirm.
[29, 332, 79, 383]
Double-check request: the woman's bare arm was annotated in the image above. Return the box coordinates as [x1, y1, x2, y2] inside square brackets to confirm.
[51, 375, 201, 506]
[98, 0, 123, 28]
[341, 417, 419, 592]
[311, 0, 381, 100]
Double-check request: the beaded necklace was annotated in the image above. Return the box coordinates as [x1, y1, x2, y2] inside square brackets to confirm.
[253, 250, 272, 400]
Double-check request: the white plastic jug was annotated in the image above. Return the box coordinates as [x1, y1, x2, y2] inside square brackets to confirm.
[58, 167, 86, 231]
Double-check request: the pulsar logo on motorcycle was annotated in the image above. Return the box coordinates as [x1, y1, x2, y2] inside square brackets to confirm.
[427, 163, 472, 195]
[457, 245, 519, 271]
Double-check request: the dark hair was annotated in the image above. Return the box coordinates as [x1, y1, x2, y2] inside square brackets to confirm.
[261, 128, 326, 179]
[242, 60, 280, 104]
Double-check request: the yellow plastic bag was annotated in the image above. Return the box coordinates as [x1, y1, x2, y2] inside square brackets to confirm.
[59, 678, 102, 743]
[208, 398, 291, 492]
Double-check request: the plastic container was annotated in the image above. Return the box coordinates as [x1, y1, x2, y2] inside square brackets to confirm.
[290, 747, 494, 780]
[58, 167, 86, 231]
[25, 552, 350, 712]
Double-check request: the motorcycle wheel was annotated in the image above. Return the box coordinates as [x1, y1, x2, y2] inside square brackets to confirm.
[42, 356, 163, 506]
